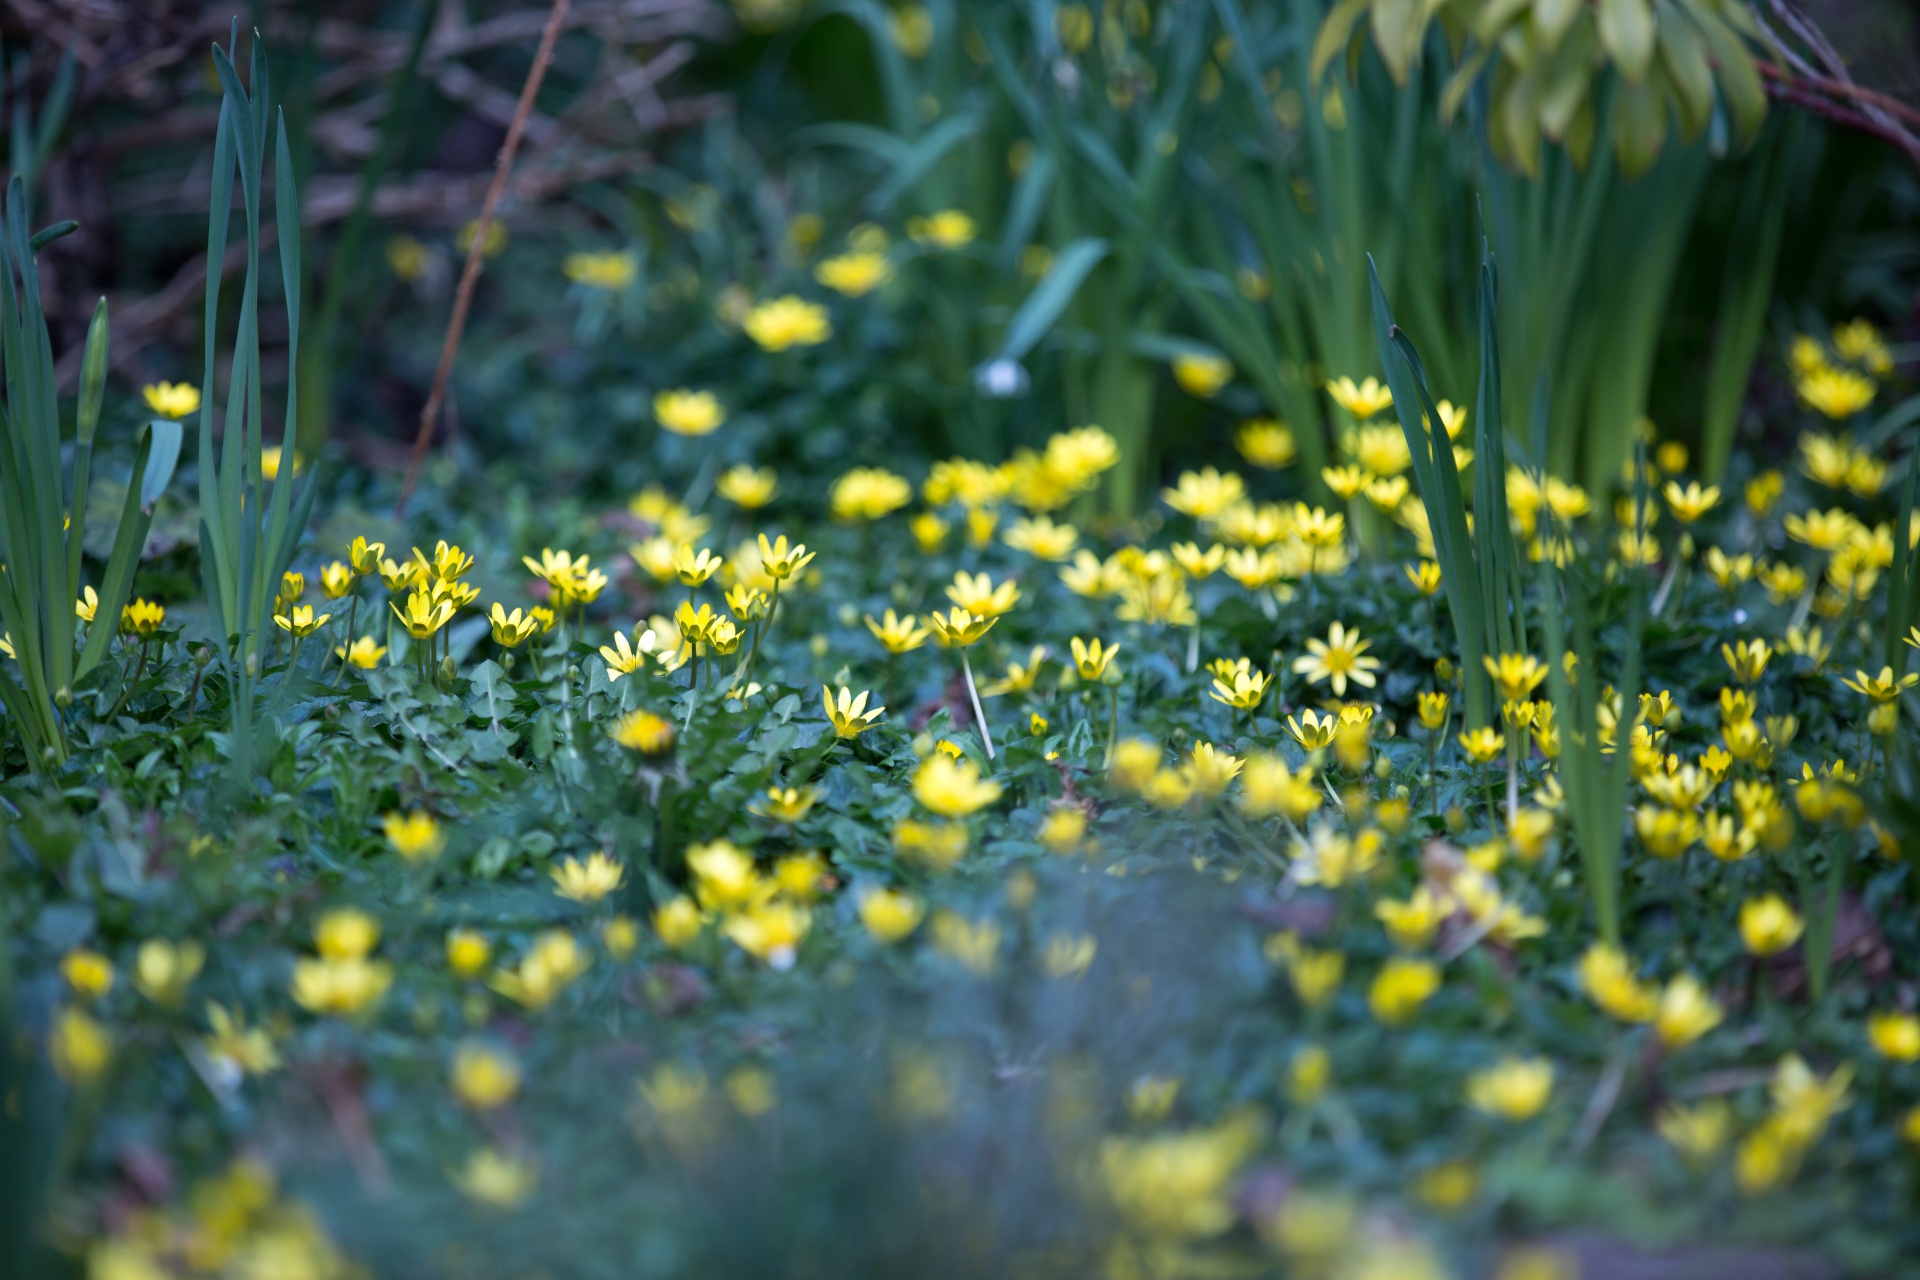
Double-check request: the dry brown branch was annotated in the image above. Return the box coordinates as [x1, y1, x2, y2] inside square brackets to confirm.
[397, 0, 573, 518]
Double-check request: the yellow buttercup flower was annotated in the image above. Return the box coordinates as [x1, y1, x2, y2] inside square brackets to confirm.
[1325, 375, 1393, 418]
[946, 570, 1020, 618]
[446, 928, 492, 979]
[1375, 887, 1448, 949]
[1662, 480, 1721, 524]
[132, 939, 204, 1007]
[551, 851, 626, 904]
[654, 389, 726, 437]
[450, 1042, 521, 1110]
[143, 381, 201, 419]
[1209, 665, 1271, 711]
[1483, 652, 1547, 702]
[272, 604, 331, 638]
[319, 562, 353, 599]
[1171, 352, 1233, 398]
[1002, 514, 1078, 561]
[912, 752, 1003, 817]
[744, 294, 832, 351]
[610, 708, 676, 754]
[1292, 621, 1380, 696]
[391, 588, 454, 640]
[1466, 1056, 1553, 1121]
[1739, 894, 1804, 956]
[1868, 1012, 1920, 1063]
[1236, 418, 1296, 468]
[121, 598, 166, 636]
[61, 949, 114, 1000]
[562, 249, 637, 290]
[1069, 636, 1119, 681]
[723, 900, 812, 970]
[1369, 956, 1441, 1025]
[864, 608, 929, 655]
[673, 544, 724, 587]
[335, 636, 387, 669]
[1796, 363, 1874, 418]
[749, 786, 820, 824]
[814, 250, 893, 296]
[859, 887, 925, 943]
[50, 1007, 112, 1083]
[1842, 665, 1918, 703]
[717, 464, 777, 508]
[383, 810, 446, 864]
[452, 1147, 538, 1209]
[1322, 464, 1372, 501]
[927, 606, 996, 647]
[823, 686, 885, 738]
[1722, 638, 1772, 684]
[1655, 974, 1723, 1049]
[1458, 726, 1505, 763]
[1164, 469, 1248, 525]
[653, 896, 704, 949]
[906, 209, 975, 250]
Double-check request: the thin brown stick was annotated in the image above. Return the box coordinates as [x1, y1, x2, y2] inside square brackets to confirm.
[395, 0, 571, 518]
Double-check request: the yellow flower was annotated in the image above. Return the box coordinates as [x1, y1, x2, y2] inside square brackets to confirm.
[930, 910, 1001, 974]
[383, 810, 445, 864]
[1783, 506, 1859, 551]
[1739, 894, 1804, 956]
[1833, 317, 1892, 375]
[717, 464, 777, 508]
[1842, 665, 1919, 703]
[1325, 375, 1393, 418]
[132, 939, 204, 1007]
[452, 1147, 538, 1209]
[451, 1041, 522, 1109]
[1483, 653, 1548, 702]
[1171, 541, 1226, 579]
[1417, 690, 1450, 731]
[823, 685, 885, 738]
[49, 1007, 112, 1083]
[946, 570, 1020, 618]
[291, 955, 393, 1017]
[1287, 1045, 1331, 1104]
[1163, 467, 1246, 520]
[1069, 635, 1120, 681]
[446, 928, 492, 978]
[1236, 418, 1296, 468]
[859, 887, 925, 943]
[272, 603, 331, 638]
[483, 604, 537, 649]
[1655, 974, 1723, 1049]
[121, 598, 166, 636]
[142, 380, 200, 418]
[1658, 1099, 1731, 1165]
[391, 588, 454, 639]
[1721, 638, 1772, 684]
[1038, 806, 1088, 853]
[862, 608, 929, 655]
[1292, 621, 1380, 696]
[1322, 464, 1372, 501]
[653, 389, 725, 437]
[1171, 352, 1233, 398]
[1209, 664, 1272, 710]
[653, 896, 703, 949]
[1868, 1012, 1920, 1063]
[1796, 363, 1875, 418]
[1577, 943, 1657, 1023]
[1287, 708, 1338, 750]
[610, 708, 676, 754]
[1404, 560, 1442, 595]
[318, 562, 354, 600]
[722, 900, 812, 970]
[61, 949, 115, 999]
[260, 446, 301, 481]
[1466, 1056, 1553, 1121]
[1458, 726, 1506, 763]
[490, 929, 591, 1008]
[203, 1003, 279, 1077]
[773, 852, 830, 900]
[551, 851, 626, 904]
[1375, 887, 1448, 950]
[893, 818, 970, 870]
[562, 249, 637, 289]
[911, 510, 949, 551]
[1368, 956, 1441, 1025]
[1634, 805, 1698, 859]
[927, 605, 996, 647]
[1746, 470, 1786, 517]
[912, 752, 1003, 817]
[1002, 514, 1079, 560]
[744, 294, 832, 350]
[749, 785, 820, 824]
[814, 250, 893, 296]
[315, 907, 380, 961]
[906, 209, 975, 250]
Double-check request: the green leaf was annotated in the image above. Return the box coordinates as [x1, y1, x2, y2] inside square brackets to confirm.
[1369, 0, 1427, 85]
[1611, 74, 1668, 176]
[1656, 7, 1715, 138]
[993, 238, 1109, 363]
[140, 419, 183, 510]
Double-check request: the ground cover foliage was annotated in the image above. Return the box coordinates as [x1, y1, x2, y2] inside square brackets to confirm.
[6, 4, 1920, 1280]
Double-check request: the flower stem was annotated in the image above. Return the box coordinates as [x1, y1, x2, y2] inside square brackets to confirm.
[961, 649, 995, 761]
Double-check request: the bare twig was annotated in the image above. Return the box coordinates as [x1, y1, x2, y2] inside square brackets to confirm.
[395, 0, 572, 519]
